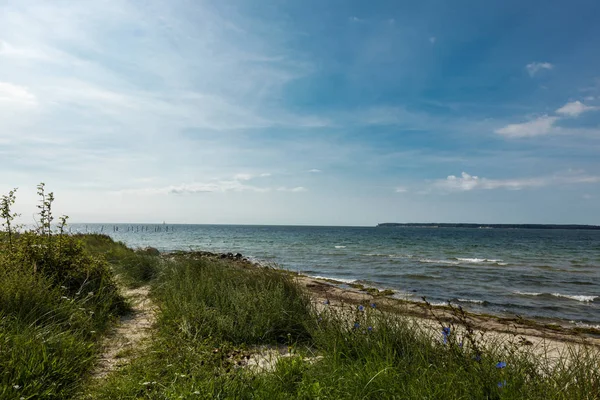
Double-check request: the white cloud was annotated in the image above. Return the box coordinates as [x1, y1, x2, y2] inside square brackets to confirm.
[126, 180, 269, 195]
[555, 101, 598, 117]
[0, 82, 37, 106]
[277, 186, 307, 192]
[495, 115, 558, 138]
[119, 173, 308, 195]
[395, 187, 408, 193]
[526, 62, 553, 77]
[233, 173, 254, 181]
[308, 169, 322, 173]
[433, 171, 600, 192]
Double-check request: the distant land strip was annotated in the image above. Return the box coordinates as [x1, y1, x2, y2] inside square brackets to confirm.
[376, 223, 600, 230]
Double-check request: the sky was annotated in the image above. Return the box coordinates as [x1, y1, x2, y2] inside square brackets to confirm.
[1, 0, 600, 226]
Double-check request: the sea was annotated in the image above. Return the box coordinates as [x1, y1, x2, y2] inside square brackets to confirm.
[70, 224, 600, 327]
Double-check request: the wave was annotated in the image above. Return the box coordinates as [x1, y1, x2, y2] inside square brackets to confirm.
[552, 293, 598, 303]
[515, 291, 598, 303]
[418, 257, 507, 266]
[429, 301, 450, 307]
[362, 253, 413, 258]
[418, 258, 460, 265]
[310, 275, 356, 284]
[572, 321, 600, 330]
[456, 298, 488, 305]
[334, 245, 346, 249]
[455, 257, 505, 264]
[404, 273, 441, 280]
[514, 291, 542, 297]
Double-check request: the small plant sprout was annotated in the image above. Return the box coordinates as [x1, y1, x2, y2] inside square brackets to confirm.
[36, 182, 55, 237]
[1, 187, 19, 249]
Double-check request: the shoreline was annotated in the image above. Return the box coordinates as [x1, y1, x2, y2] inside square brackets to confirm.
[163, 249, 600, 346]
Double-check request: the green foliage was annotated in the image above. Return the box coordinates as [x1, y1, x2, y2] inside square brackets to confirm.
[156, 257, 313, 345]
[0, 187, 19, 248]
[87, 254, 600, 400]
[79, 233, 161, 287]
[0, 185, 127, 399]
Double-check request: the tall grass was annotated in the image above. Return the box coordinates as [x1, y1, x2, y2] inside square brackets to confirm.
[88, 253, 600, 399]
[79, 233, 161, 287]
[156, 258, 312, 344]
[0, 186, 128, 399]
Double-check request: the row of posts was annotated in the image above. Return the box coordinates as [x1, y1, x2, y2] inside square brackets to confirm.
[70, 225, 174, 233]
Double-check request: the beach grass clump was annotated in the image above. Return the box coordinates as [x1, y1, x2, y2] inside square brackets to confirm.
[78, 233, 161, 286]
[0, 185, 127, 399]
[156, 257, 313, 345]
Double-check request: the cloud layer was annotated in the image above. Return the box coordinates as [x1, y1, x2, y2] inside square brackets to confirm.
[434, 171, 600, 192]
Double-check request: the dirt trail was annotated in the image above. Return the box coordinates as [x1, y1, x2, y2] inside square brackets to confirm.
[91, 285, 156, 380]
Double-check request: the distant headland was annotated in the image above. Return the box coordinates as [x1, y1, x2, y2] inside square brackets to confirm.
[376, 223, 600, 230]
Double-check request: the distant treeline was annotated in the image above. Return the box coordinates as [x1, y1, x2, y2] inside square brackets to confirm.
[377, 223, 600, 230]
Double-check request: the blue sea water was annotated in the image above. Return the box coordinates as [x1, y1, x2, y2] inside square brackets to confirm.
[71, 224, 600, 326]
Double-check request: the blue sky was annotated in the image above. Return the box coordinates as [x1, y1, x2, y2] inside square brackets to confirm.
[1, 0, 600, 225]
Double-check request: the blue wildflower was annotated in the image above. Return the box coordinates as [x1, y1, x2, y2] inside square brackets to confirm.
[442, 327, 450, 344]
[370, 303, 376, 308]
[498, 380, 507, 388]
[474, 354, 482, 362]
[496, 361, 506, 369]
[367, 326, 373, 332]
[358, 305, 364, 311]
[354, 322, 360, 329]
[324, 299, 330, 305]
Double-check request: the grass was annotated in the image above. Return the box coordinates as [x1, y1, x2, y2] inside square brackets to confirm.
[85, 251, 600, 400]
[0, 231, 130, 399]
[77, 233, 161, 287]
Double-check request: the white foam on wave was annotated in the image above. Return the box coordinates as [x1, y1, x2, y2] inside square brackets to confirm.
[429, 301, 449, 307]
[515, 291, 597, 303]
[552, 293, 597, 302]
[456, 257, 503, 263]
[457, 298, 485, 304]
[514, 291, 542, 296]
[334, 245, 346, 249]
[419, 258, 460, 265]
[310, 275, 356, 284]
[363, 253, 412, 258]
[571, 321, 600, 330]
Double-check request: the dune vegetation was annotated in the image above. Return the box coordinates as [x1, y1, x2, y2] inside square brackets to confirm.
[1, 185, 599, 399]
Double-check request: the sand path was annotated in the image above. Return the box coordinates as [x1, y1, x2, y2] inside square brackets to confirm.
[90, 285, 156, 380]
